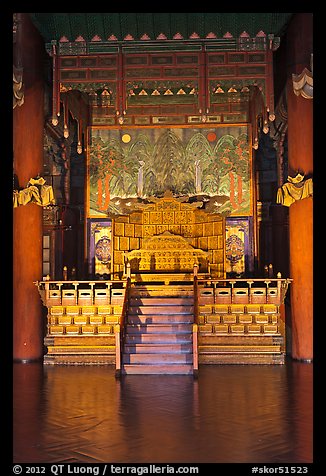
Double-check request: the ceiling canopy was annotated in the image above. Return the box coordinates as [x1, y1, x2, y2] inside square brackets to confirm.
[29, 13, 293, 44]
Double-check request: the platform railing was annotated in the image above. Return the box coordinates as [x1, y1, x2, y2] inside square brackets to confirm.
[34, 279, 127, 308]
[197, 276, 292, 305]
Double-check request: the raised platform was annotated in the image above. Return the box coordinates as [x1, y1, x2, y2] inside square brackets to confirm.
[35, 276, 291, 367]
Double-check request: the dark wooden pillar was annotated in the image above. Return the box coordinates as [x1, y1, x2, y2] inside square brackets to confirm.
[13, 14, 45, 361]
[286, 13, 313, 361]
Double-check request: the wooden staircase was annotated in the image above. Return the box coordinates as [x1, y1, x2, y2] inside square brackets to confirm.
[121, 284, 195, 375]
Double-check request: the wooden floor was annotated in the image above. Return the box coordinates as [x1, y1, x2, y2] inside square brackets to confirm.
[13, 359, 313, 464]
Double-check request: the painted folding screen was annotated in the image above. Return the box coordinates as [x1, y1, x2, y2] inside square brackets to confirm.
[86, 125, 252, 218]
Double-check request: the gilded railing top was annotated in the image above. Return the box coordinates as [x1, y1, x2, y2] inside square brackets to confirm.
[197, 277, 292, 304]
[35, 279, 126, 287]
[197, 278, 292, 284]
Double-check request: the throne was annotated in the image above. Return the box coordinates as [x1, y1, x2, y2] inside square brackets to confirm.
[125, 231, 210, 283]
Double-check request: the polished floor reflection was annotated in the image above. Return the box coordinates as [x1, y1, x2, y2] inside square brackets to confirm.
[13, 359, 313, 464]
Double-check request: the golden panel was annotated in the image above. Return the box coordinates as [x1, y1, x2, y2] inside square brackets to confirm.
[81, 306, 97, 315]
[213, 304, 229, 314]
[186, 211, 195, 223]
[263, 304, 279, 314]
[163, 211, 174, 224]
[143, 225, 156, 236]
[199, 305, 213, 314]
[66, 305, 80, 315]
[143, 212, 150, 224]
[214, 221, 223, 235]
[65, 325, 80, 334]
[230, 324, 245, 333]
[199, 237, 208, 250]
[213, 249, 224, 264]
[204, 222, 214, 236]
[90, 315, 103, 325]
[193, 223, 203, 237]
[216, 263, 224, 277]
[50, 306, 65, 315]
[198, 315, 205, 324]
[114, 250, 124, 265]
[81, 325, 95, 334]
[48, 316, 57, 325]
[218, 235, 224, 249]
[97, 305, 112, 315]
[119, 236, 129, 251]
[230, 304, 245, 314]
[49, 325, 64, 335]
[199, 324, 213, 333]
[206, 314, 221, 324]
[113, 236, 119, 250]
[113, 305, 123, 315]
[150, 211, 163, 224]
[255, 314, 269, 324]
[130, 237, 140, 250]
[222, 314, 237, 324]
[271, 314, 279, 324]
[58, 315, 72, 325]
[180, 225, 193, 237]
[175, 211, 188, 224]
[124, 223, 135, 237]
[113, 264, 119, 274]
[215, 324, 229, 333]
[247, 304, 261, 314]
[263, 325, 279, 334]
[114, 222, 125, 236]
[208, 235, 219, 249]
[248, 324, 262, 333]
[238, 314, 253, 324]
[105, 315, 119, 324]
[98, 324, 113, 334]
[74, 316, 88, 325]
[135, 224, 143, 237]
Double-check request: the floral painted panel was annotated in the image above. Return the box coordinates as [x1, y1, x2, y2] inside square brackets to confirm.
[88, 219, 112, 277]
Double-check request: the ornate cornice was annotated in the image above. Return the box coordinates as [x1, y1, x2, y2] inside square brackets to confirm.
[292, 54, 313, 99]
[13, 65, 24, 109]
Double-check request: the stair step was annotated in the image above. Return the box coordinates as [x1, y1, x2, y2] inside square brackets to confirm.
[128, 314, 193, 324]
[126, 324, 193, 334]
[130, 287, 194, 298]
[129, 297, 193, 306]
[124, 343, 193, 353]
[122, 363, 194, 375]
[122, 353, 193, 364]
[128, 305, 194, 315]
[125, 333, 192, 344]
[123, 285, 196, 374]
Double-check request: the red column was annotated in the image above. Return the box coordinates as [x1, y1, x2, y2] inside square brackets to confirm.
[285, 14, 313, 360]
[13, 14, 45, 361]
